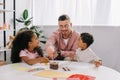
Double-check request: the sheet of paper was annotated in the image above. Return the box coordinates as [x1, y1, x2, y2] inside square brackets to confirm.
[11, 64, 27, 71]
[34, 70, 72, 78]
[16, 67, 27, 71]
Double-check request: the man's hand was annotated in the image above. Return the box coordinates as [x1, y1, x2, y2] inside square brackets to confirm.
[47, 52, 58, 60]
[46, 46, 55, 59]
[61, 51, 69, 57]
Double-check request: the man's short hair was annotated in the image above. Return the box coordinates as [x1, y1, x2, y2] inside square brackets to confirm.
[58, 14, 70, 21]
[80, 32, 94, 47]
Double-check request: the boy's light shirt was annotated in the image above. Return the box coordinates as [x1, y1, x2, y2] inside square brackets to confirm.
[75, 48, 100, 63]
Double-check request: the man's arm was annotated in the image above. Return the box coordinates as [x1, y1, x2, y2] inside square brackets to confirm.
[45, 32, 58, 59]
[60, 50, 75, 57]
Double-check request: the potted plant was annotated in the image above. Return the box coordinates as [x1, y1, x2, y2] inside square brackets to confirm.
[16, 9, 32, 28]
[16, 9, 47, 44]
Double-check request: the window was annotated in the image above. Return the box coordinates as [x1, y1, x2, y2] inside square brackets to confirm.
[33, 0, 94, 25]
[32, 0, 120, 26]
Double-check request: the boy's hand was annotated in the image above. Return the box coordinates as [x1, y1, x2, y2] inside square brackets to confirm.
[69, 53, 75, 61]
[94, 60, 102, 67]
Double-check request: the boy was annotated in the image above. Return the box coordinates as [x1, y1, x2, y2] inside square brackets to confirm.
[74, 32, 102, 67]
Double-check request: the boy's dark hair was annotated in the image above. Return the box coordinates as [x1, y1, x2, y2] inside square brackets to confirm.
[58, 14, 70, 21]
[80, 32, 94, 48]
[11, 30, 43, 63]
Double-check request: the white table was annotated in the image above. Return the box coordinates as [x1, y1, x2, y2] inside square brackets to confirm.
[0, 61, 120, 80]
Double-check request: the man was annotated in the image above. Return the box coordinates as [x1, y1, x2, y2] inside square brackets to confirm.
[45, 14, 79, 60]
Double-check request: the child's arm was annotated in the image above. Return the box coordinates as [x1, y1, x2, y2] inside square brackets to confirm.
[39, 57, 49, 63]
[21, 56, 49, 65]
